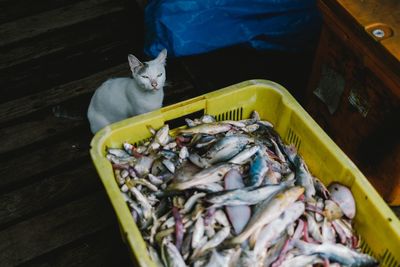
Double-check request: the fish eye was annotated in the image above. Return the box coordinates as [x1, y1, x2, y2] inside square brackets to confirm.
[141, 75, 149, 79]
[157, 73, 163, 77]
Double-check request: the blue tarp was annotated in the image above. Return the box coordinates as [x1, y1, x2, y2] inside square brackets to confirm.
[144, 0, 321, 58]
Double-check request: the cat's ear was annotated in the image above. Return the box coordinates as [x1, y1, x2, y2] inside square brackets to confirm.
[128, 54, 143, 73]
[155, 49, 167, 65]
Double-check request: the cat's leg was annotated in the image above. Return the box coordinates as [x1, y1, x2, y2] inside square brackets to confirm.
[88, 112, 111, 134]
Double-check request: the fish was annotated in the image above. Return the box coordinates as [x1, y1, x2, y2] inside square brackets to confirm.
[134, 156, 154, 177]
[178, 122, 232, 135]
[324, 199, 344, 221]
[154, 124, 170, 146]
[229, 186, 304, 244]
[179, 146, 189, 159]
[161, 240, 187, 267]
[322, 218, 337, 244]
[249, 151, 269, 187]
[189, 153, 211, 169]
[206, 182, 290, 207]
[168, 163, 236, 191]
[305, 212, 323, 243]
[192, 216, 205, 249]
[204, 135, 251, 164]
[107, 148, 131, 158]
[293, 155, 316, 200]
[252, 201, 305, 255]
[262, 234, 288, 267]
[148, 245, 164, 267]
[182, 192, 206, 214]
[279, 254, 323, 267]
[294, 240, 379, 267]
[194, 182, 225, 193]
[191, 226, 231, 260]
[200, 115, 216, 124]
[228, 145, 259, 164]
[203, 249, 240, 267]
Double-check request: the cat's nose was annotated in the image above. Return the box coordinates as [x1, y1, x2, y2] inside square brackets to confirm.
[151, 81, 158, 88]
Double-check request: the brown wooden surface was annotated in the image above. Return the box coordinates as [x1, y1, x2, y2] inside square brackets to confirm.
[318, 0, 400, 98]
[306, 3, 400, 204]
[322, 0, 400, 62]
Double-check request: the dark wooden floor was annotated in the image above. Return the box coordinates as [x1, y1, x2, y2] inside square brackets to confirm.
[0, 1, 398, 266]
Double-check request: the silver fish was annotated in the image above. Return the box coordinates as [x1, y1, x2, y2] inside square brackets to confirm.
[279, 254, 323, 267]
[252, 201, 305, 255]
[249, 151, 269, 187]
[178, 122, 232, 135]
[182, 192, 206, 214]
[220, 120, 247, 128]
[106, 154, 136, 165]
[192, 216, 205, 249]
[154, 124, 170, 146]
[126, 178, 158, 192]
[107, 148, 131, 158]
[305, 212, 323, 243]
[293, 155, 316, 200]
[228, 145, 259, 164]
[185, 118, 197, 127]
[130, 187, 152, 220]
[205, 248, 241, 267]
[230, 186, 304, 244]
[148, 173, 164, 185]
[200, 115, 216, 124]
[206, 182, 289, 207]
[294, 240, 378, 267]
[243, 124, 259, 133]
[134, 156, 154, 177]
[179, 146, 189, 159]
[189, 153, 211, 169]
[194, 182, 225, 193]
[262, 234, 288, 267]
[161, 240, 187, 267]
[191, 226, 231, 260]
[204, 136, 251, 164]
[238, 249, 258, 267]
[168, 164, 235, 191]
[148, 245, 164, 267]
[162, 159, 176, 173]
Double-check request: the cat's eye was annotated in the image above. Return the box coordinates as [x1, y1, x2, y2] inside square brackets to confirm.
[157, 73, 163, 77]
[141, 75, 149, 79]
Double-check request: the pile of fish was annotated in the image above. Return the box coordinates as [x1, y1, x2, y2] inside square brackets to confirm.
[106, 111, 378, 267]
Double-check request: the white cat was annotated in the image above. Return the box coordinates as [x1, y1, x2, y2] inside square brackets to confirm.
[87, 49, 167, 133]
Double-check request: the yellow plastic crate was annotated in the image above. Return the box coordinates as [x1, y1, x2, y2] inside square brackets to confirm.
[90, 80, 400, 267]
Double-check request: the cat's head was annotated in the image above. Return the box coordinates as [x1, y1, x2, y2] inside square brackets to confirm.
[128, 49, 167, 92]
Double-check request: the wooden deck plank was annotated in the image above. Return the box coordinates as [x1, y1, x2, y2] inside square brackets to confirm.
[0, 162, 100, 227]
[0, 0, 125, 47]
[0, 0, 81, 24]
[18, 227, 131, 267]
[0, 191, 117, 266]
[0, 11, 132, 70]
[0, 63, 128, 123]
[0, 38, 136, 103]
[0, 113, 85, 155]
[0, 133, 91, 189]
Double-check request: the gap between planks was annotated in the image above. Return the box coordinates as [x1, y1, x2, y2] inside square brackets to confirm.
[0, 191, 118, 266]
[0, 0, 125, 47]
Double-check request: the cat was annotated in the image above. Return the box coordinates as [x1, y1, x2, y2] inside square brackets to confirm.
[87, 49, 167, 133]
